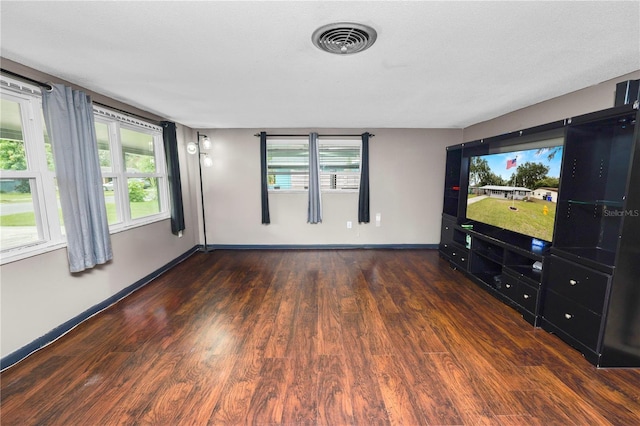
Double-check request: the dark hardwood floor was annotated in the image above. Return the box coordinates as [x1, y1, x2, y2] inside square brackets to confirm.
[1, 249, 639, 425]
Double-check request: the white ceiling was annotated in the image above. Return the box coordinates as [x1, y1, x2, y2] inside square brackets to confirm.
[1, 1, 639, 129]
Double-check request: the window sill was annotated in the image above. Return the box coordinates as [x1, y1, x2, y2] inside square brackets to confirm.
[268, 189, 360, 194]
[0, 214, 170, 266]
[0, 240, 68, 266]
[107, 213, 171, 235]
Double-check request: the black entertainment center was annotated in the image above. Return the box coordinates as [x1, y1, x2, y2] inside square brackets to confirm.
[440, 84, 640, 368]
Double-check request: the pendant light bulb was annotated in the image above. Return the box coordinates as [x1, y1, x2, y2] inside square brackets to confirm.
[201, 136, 212, 150]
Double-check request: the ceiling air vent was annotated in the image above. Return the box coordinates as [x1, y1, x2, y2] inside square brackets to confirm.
[312, 22, 377, 55]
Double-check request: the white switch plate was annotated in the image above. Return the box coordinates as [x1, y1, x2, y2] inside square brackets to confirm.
[375, 213, 381, 227]
[347, 221, 352, 229]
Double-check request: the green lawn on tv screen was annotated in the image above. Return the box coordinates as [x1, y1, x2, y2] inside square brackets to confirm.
[466, 197, 556, 242]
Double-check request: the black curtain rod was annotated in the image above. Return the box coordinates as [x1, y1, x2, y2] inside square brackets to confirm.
[254, 133, 374, 138]
[1, 68, 162, 126]
[1, 68, 53, 91]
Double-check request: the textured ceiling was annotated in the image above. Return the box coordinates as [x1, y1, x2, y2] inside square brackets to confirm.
[1, 1, 639, 129]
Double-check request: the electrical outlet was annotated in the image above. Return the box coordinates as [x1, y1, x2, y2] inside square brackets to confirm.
[347, 221, 352, 229]
[375, 213, 381, 227]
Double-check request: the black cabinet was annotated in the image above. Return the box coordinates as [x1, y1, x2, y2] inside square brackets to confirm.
[439, 223, 545, 326]
[439, 215, 469, 271]
[541, 107, 640, 367]
[439, 103, 640, 367]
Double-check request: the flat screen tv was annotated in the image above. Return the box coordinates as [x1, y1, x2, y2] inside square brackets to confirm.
[466, 137, 564, 243]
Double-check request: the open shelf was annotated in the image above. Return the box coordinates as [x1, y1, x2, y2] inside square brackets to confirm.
[472, 238, 504, 263]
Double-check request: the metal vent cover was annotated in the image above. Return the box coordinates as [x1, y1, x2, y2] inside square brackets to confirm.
[312, 22, 377, 55]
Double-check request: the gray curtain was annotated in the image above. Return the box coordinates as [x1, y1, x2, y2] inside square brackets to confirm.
[307, 132, 322, 223]
[42, 84, 112, 273]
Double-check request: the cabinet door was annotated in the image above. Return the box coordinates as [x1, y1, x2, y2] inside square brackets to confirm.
[501, 272, 539, 314]
[546, 255, 610, 314]
[499, 272, 520, 300]
[543, 291, 603, 351]
[440, 218, 455, 245]
[440, 244, 469, 270]
[518, 282, 539, 314]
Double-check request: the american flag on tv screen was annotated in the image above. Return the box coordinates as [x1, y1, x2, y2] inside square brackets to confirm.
[506, 158, 517, 169]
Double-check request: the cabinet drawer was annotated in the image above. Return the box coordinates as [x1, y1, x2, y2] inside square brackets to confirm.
[440, 244, 469, 269]
[441, 219, 455, 243]
[498, 272, 520, 299]
[450, 249, 469, 270]
[546, 256, 610, 314]
[500, 272, 539, 314]
[543, 291, 602, 351]
[518, 282, 538, 314]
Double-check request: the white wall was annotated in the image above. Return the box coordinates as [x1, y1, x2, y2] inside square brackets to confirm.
[196, 128, 461, 246]
[464, 71, 640, 142]
[1, 123, 199, 359]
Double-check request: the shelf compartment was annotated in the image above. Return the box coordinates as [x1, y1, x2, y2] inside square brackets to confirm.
[471, 237, 504, 263]
[453, 228, 470, 248]
[470, 253, 502, 289]
[504, 250, 543, 285]
[553, 200, 623, 263]
[442, 148, 462, 217]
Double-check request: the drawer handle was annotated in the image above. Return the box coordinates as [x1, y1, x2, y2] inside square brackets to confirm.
[505, 284, 511, 289]
[523, 294, 530, 299]
[564, 313, 573, 320]
[569, 279, 578, 286]
[461, 258, 465, 262]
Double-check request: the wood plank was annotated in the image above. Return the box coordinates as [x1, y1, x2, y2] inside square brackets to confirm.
[317, 354, 354, 425]
[1, 249, 639, 425]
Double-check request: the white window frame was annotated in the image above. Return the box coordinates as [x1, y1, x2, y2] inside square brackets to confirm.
[0, 74, 170, 265]
[267, 138, 361, 193]
[0, 77, 64, 263]
[94, 107, 170, 233]
[318, 140, 361, 193]
[267, 139, 309, 192]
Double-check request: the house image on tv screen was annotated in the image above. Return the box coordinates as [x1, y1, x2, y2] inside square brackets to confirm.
[475, 185, 532, 201]
[532, 187, 559, 203]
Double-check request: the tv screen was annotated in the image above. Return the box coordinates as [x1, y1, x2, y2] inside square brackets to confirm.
[466, 140, 563, 242]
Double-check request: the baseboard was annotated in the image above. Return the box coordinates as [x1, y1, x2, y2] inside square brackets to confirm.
[0, 246, 200, 371]
[206, 243, 439, 250]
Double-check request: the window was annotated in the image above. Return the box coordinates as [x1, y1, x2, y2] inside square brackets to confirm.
[319, 141, 361, 190]
[0, 75, 169, 263]
[0, 79, 63, 258]
[267, 141, 309, 190]
[267, 139, 361, 191]
[94, 107, 169, 230]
